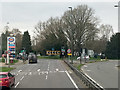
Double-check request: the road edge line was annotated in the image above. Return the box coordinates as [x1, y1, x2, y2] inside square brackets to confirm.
[65, 71, 79, 90]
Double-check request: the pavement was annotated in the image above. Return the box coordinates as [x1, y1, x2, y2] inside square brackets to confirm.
[5, 59, 87, 89]
[81, 60, 119, 88]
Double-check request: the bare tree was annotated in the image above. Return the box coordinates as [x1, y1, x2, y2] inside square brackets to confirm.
[99, 24, 114, 41]
[62, 5, 99, 58]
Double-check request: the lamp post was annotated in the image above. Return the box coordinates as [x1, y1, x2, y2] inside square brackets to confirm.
[114, 3, 120, 33]
[68, 6, 74, 64]
[114, 3, 120, 68]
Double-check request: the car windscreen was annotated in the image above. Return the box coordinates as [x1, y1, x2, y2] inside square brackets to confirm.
[0, 74, 7, 78]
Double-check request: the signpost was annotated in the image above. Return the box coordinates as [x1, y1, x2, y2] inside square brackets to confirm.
[67, 49, 72, 56]
[67, 49, 72, 62]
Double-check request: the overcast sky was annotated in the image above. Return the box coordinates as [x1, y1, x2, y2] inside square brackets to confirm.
[0, 0, 119, 37]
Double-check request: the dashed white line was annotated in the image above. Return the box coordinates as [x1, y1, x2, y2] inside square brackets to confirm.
[28, 72, 32, 75]
[59, 71, 65, 72]
[56, 68, 59, 71]
[16, 74, 19, 76]
[14, 82, 20, 88]
[86, 70, 91, 72]
[45, 75, 48, 80]
[37, 69, 41, 72]
[20, 76, 24, 81]
[65, 71, 79, 90]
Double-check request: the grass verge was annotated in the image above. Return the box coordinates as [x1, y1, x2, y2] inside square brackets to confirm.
[77, 64, 85, 70]
[0, 67, 15, 72]
[0, 58, 19, 65]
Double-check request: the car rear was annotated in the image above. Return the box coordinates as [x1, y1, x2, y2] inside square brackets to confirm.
[0, 73, 10, 88]
[28, 54, 37, 63]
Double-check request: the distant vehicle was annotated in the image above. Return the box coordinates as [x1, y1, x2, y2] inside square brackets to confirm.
[0, 72, 15, 88]
[77, 57, 81, 60]
[2, 54, 7, 58]
[78, 55, 90, 60]
[28, 53, 37, 63]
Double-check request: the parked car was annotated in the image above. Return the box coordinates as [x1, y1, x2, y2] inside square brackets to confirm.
[0, 72, 15, 89]
[28, 53, 37, 64]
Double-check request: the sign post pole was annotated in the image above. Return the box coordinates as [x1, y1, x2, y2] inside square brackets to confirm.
[7, 37, 10, 67]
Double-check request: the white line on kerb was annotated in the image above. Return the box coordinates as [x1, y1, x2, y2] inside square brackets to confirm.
[20, 76, 24, 81]
[84, 73, 104, 89]
[14, 82, 20, 88]
[65, 71, 79, 90]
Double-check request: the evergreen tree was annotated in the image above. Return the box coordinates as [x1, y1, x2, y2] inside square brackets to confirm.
[22, 31, 32, 54]
[105, 33, 120, 59]
[1, 31, 10, 53]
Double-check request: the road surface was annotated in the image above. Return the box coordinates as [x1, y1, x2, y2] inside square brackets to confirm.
[10, 59, 80, 89]
[81, 60, 119, 88]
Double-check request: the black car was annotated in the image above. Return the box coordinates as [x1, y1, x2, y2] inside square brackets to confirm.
[28, 53, 37, 64]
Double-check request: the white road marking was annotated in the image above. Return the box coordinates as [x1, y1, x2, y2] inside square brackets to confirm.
[59, 71, 65, 72]
[84, 65, 88, 68]
[65, 71, 79, 90]
[18, 70, 22, 72]
[20, 76, 24, 81]
[28, 72, 32, 75]
[86, 70, 91, 72]
[37, 69, 40, 72]
[39, 72, 41, 75]
[14, 82, 20, 88]
[45, 71, 48, 74]
[16, 74, 19, 76]
[56, 68, 59, 71]
[46, 75, 48, 80]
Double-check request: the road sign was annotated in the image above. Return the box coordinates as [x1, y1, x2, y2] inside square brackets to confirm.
[7, 37, 16, 64]
[67, 49, 71, 53]
[46, 51, 60, 55]
[8, 37, 15, 42]
[67, 53, 72, 56]
[61, 49, 65, 52]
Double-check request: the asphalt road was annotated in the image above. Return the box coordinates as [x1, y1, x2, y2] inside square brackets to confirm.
[10, 59, 79, 89]
[81, 60, 119, 88]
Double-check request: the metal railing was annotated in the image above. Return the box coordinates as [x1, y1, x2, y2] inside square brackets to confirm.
[64, 60, 105, 90]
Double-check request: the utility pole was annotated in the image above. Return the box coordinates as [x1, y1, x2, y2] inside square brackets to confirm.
[68, 6, 74, 64]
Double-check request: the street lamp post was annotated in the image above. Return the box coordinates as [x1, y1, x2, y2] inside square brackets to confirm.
[114, 3, 120, 33]
[114, 3, 120, 68]
[68, 6, 74, 64]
